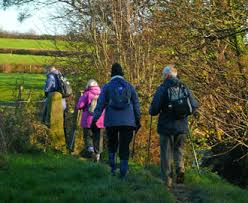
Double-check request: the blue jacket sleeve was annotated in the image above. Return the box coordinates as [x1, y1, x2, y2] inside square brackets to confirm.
[44, 74, 55, 93]
[149, 85, 165, 116]
[93, 85, 107, 122]
[131, 86, 141, 123]
[188, 89, 199, 113]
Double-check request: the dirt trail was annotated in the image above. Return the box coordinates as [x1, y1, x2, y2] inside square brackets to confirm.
[171, 184, 201, 203]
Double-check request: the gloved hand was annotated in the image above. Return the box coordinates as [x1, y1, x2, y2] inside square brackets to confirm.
[193, 110, 200, 119]
[135, 121, 141, 134]
[90, 120, 97, 130]
[45, 92, 48, 97]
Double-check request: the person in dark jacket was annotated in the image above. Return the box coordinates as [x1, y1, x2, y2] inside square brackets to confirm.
[149, 64, 198, 188]
[92, 63, 141, 178]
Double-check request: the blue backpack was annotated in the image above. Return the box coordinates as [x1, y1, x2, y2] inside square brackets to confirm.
[108, 82, 131, 110]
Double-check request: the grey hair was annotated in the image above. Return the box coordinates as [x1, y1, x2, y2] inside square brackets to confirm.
[44, 65, 56, 71]
[86, 79, 98, 88]
[162, 65, 177, 78]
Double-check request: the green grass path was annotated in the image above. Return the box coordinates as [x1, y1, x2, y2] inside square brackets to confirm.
[0, 153, 247, 203]
[0, 153, 174, 203]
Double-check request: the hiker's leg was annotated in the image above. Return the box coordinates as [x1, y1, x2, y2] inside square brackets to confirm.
[92, 128, 103, 162]
[174, 134, 186, 183]
[93, 128, 100, 154]
[119, 127, 133, 177]
[61, 98, 68, 149]
[63, 110, 68, 149]
[106, 127, 119, 174]
[42, 99, 48, 123]
[160, 135, 173, 185]
[99, 128, 104, 154]
[118, 127, 133, 160]
[83, 128, 94, 152]
[106, 127, 119, 154]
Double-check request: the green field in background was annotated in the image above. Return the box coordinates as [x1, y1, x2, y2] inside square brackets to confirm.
[0, 73, 45, 101]
[0, 54, 61, 65]
[0, 38, 68, 50]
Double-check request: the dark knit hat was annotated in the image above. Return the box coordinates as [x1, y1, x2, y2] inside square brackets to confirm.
[111, 63, 124, 77]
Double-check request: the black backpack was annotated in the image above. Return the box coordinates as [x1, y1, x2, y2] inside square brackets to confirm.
[165, 82, 192, 119]
[53, 72, 73, 98]
[108, 82, 131, 110]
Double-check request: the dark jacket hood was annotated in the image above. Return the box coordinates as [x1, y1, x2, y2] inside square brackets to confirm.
[163, 77, 180, 87]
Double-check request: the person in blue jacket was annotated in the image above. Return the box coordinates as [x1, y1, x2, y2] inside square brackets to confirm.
[92, 63, 141, 178]
[149, 64, 198, 188]
[43, 65, 68, 145]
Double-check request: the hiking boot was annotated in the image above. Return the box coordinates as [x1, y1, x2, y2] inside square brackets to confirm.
[94, 153, 101, 163]
[176, 168, 185, 184]
[80, 149, 91, 158]
[166, 177, 173, 189]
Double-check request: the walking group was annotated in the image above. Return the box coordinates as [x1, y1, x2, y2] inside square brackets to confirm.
[43, 63, 198, 188]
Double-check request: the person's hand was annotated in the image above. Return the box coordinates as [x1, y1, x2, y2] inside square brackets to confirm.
[90, 120, 97, 130]
[193, 111, 200, 119]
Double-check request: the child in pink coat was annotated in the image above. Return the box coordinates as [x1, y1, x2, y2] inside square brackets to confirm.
[77, 79, 105, 161]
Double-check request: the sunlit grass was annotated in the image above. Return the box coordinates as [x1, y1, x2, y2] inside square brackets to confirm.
[0, 73, 45, 101]
[0, 38, 68, 50]
[0, 54, 61, 65]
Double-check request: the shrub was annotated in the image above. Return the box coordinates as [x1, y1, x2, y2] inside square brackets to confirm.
[0, 105, 49, 153]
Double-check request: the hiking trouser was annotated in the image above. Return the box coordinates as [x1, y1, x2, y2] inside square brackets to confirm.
[159, 134, 186, 182]
[83, 128, 104, 154]
[106, 126, 133, 160]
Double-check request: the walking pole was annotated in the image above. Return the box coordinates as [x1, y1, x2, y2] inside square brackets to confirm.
[69, 91, 82, 153]
[69, 109, 81, 152]
[131, 130, 136, 159]
[146, 115, 153, 166]
[188, 127, 200, 174]
[115, 131, 119, 168]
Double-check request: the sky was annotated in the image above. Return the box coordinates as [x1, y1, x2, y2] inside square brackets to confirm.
[0, 7, 65, 35]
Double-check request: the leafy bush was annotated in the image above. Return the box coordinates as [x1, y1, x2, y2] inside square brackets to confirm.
[0, 105, 49, 153]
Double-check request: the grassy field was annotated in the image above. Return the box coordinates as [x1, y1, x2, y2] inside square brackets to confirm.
[0, 73, 45, 101]
[0, 38, 68, 50]
[0, 153, 174, 203]
[0, 54, 60, 65]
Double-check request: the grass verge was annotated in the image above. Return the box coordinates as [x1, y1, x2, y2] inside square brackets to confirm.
[0, 153, 174, 203]
[185, 169, 248, 203]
